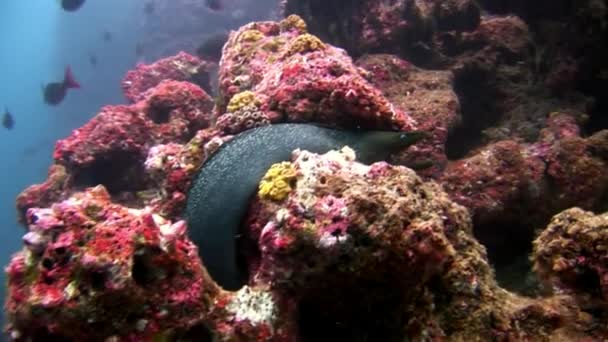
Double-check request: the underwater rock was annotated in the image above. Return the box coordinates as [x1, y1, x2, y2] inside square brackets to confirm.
[283, 0, 607, 153]
[533, 208, 608, 337]
[439, 112, 608, 300]
[477, 0, 608, 84]
[533, 208, 608, 308]
[241, 147, 583, 340]
[447, 12, 594, 152]
[16, 79, 215, 221]
[6, 186, 220, 340]
[283, 0, 522, 67]
[13, 147, 586, 340]
[356, 54, 461, 177]
[441, 139, 534, 225]
[217, 15, 416, 133]
[215, 104, 272, 135]
[9, 145, 593, 339]
[16, 165, 70, 222]
[136, 80, 215, 141]
[54, 80, 212, 178]
[144, 127, 227, 218]
[281, 1, 532, 71]
[122, 52, 213, 103]
[442, 112, 608, 227]
[55, 80, 213, 166]
[12, 186, 297, 341]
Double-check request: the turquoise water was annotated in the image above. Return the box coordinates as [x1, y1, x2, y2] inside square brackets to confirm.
[0, 1, 140, 326]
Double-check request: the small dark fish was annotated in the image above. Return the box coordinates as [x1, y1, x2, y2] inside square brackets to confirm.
[102, 31, 112, 42]
[61, 0, 85, 12]
[144, 2, 155, 15]
[89, 53, 97, 66]
[135, 43, 144, 57]
[2, 107, 14, 130]
[205, 0, 223, 11]
[43, 66, 81, 106]
[196, 31, 229, 62]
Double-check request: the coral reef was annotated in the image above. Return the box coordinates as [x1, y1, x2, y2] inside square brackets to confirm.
[217, 17, 416, 133]
[356, 54, 460, 177]
[281, 0, 602, 153]
[122, 52, 213, 102]
[7, 148, 592, 340]
[441, 112, 608, 231]
[533, 208, 608, 309]
[278, 1, 607, 314]
[6, 7, 608, 340]
[18, 79, 216, 223]
[6, 186, 219, 340]
[15, 165, 70, 224]
[532, 208, 608, 338]
[243, 148, 583, 340]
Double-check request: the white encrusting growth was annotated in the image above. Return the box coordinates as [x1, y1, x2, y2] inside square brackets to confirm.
[226, 286, 277, 325]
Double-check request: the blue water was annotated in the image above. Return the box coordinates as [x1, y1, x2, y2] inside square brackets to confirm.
[0, 1, 140, 329]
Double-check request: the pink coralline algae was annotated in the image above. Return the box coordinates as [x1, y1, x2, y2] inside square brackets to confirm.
[10, 186, 295, 341]
[122, 52, 213, 103]
[441, 112, 608, 228]
[6, 186, 220, 341]
[15, 165, 70, 222]
[217, 16, 416, 133]
[17, 78, 216, 225]
[54, 80, 213, 170]
[143, 128, 227, 218]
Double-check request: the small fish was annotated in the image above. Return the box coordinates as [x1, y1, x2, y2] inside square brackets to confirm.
[135, 43, 144, 57]
[42, 66, 81, 106]
[2, 107, 14, 130]
[144, 2, 155, 15]
[102, 31, 112, 42]
[89, 53, 97, 66]
[60, 0, 85, 12]
[196, 31, 229, 62]
[205, 0, 223, 11]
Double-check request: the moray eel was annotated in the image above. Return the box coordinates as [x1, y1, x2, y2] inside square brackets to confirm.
[185, 123, 425, 290]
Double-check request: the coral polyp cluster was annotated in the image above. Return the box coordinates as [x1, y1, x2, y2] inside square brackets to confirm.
[258, 161, 297, 201]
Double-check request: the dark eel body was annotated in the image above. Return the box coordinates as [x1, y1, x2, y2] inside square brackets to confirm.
[185, 123, 425, 290]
